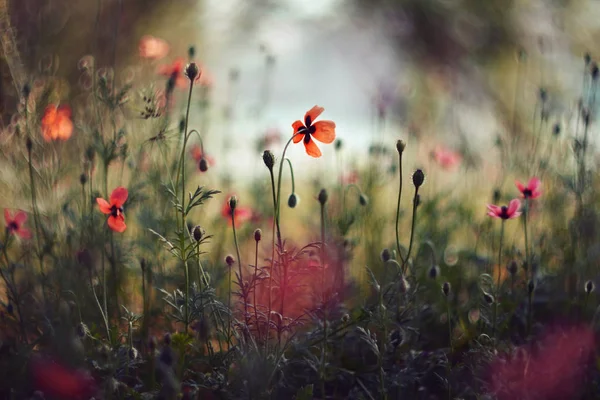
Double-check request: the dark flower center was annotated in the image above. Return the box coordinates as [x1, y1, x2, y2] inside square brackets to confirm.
[110, 205, 123, 218]
[8, 222, 18, 232]
[523, 189, 532, 198]
[500, 206, 509, 219]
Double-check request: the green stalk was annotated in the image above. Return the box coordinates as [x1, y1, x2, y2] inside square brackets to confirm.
[400, 187, 419, 275]
[493, 220, 504, 342]
[395, 147, 405, 263]
[524, 199, 533, 337]
[253, 237, 261, 342]
[231, 210, 248, 325]
[319, 200, 327, 398]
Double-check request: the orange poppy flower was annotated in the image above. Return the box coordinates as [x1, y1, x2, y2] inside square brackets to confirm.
[138, 35, 170, 60]
[292, 106, 336, 158]
[41, 105, 73, 142]
[96, 187, 128, 233]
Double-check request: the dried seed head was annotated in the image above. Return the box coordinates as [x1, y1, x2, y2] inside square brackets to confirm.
[507, 260, 518, 275]
[483, 292, 495, 304]
[287, 193, 299, 208]
[225, 255, 235, 267]
[442, 281, 451, 297]
[412, 169, 425, 188]
[380, 248, 391, 262]
[359, 194, 369, 206]
[228, 196, 238, 211]
[199, 158, 209, 172]
[262, 150, 275, 170]
[585, 280, 595, 294]
[428, 265, 440, 280]
[185, 63, 200, 82]
[318, 189, 328, 205]
[192, 225, 205, 242]
[396, 139, 406, 154]
[254, 228, 262, 242]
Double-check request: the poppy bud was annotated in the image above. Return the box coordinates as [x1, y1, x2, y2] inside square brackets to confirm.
[412, 169, 425, 188]
[79, 173, 87, 185]
[254, 228, 262, 242]
[359, 194, 369, 206]
[262, 150, 275, 170]
[192, 225, 205, 242]
[179, 118, 186, 134]
[288, 193, 299, 208]
[493, 189, 501, 204]
[483, 292, 495, 304]
[23, 83, 31, 99]
[228, 196, 238, 211]
[380, 248, 391, 262]
[188, 46, 196, 59]
[528, 280, 535, 294]
[185, 63, 200, 82]
[85, 146, 96, 162]
[585, 280, 595, 294]
[442, 282, 451, 297]
[539, 88, 548, 102]
[26, 137, 32, 151]
[507, 260, 518, 275]
[225, 255, 235, 267]
[318, 189, 328, 205]
[198, 158, 209, 172]
[585, 52, 592, 65]
[341, 314, 350, 323]
[335, 139, 343, 151]
[428, 265, 440, 280]
[396, 139, 406, 154]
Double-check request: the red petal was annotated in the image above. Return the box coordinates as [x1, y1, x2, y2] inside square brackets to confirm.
[16, 227, 32, 239]
[109, 187, 128, 207]
[292, 120, 305, 138]
[13, 211, 27, 225]
[312, 120, 336, 143]
[108, 215, 126, 233]
[304, 105, 324, 125]
[528, 177, 541, 192]
[96, 198, 111, 214]
[303, 138, 322, 158]
[507, 199, 521, 216]
[4, 209, 12, 224]
[515, 180, 525, 194]
[486, 204, 502, 216]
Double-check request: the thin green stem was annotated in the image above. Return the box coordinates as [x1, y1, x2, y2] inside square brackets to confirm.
[253, 238, 261, 342]
[493, 221, 504, 342]
[395, 150, 405, 263]
[400, 188, 419, 275]
[274, 135, 299, 246]
[319, 200, 327, 398]
[524, 199, 533, 337]
[231, 211, 248, 324]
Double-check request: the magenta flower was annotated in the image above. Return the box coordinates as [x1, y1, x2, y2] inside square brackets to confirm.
[487, 199, 521, 220]
[4, 209, 32, 239]
[515, 177, 541, 199]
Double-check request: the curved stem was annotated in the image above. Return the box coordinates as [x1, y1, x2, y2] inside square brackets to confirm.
[274, 135, 300, 246]
[400, 188, 419, 275]
[284, 158, 296, 195]
[231, 211, 247, 324]
[395, 149, 405, 263]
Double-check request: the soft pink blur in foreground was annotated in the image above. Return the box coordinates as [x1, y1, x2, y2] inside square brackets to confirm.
[489, 325, 595, 400]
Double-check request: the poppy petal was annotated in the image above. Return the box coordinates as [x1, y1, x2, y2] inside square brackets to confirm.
[486, 204, 502, 215]
[507, 199, 521, 216]
[487, 211, 500, 219]
[13, 211, 27, 225]
[4, 209, 12, 224]
[16, 227, 32, 239]
[528, 177, 541, 192]
[515, 180, 525, 194]
[96, 198, 112, 214]
[57, 105, 72, 118]
[109, 187, 128, 207]
[303, 138, 322, 158]
[312, 120, 336, 143]
[108, 215, 126, 233]
[292, 120, 305, 136]
[304, 105, 324, 126]
[508, 211, 522, 219]
[57, 117, 73, 140]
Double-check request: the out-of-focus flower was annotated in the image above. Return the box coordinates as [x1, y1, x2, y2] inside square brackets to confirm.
[41, 105, 73, 142]
[190, 144, 215, 170]
[515, 177, 541, 199]
[31, 358, 96, 399]
[139, 35, 170, 60]
[341, 171, 359, 185]
[292, 105, 336, 158]
[431, 145, 462, 170]
[221, 195, 252, 227]
[487, 199, 521, 220]
[4, 209, 32, 239]
[96, 187, 128, 232]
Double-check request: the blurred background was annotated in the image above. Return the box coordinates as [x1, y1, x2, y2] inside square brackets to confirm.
[2, 0, 599, 175]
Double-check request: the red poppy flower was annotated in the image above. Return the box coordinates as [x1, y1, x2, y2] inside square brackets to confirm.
[431, 145, 462, 170]
[41, 104, 73, 142]
[292, 105, 336, 158]
[31, 358, 96, 399]
[487, 199, 521, 220]
[515, 177, 541, 199]
[139, 35, 170, 60]
[4, 209, 32, 239]
[221, 197, 252, 228]
[96, 187, 128, 232]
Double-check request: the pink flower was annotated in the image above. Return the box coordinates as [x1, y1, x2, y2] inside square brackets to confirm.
[487, 199, 521, 220]
[139, 35, 170, 60]
[431, 146, 462, 170]
[341, 171, 359, 185]
[4, 209, 32, 239]
[515, 177, 541, 199]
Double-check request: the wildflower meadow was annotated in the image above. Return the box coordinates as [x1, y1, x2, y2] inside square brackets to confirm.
[1, 1, 600, 399]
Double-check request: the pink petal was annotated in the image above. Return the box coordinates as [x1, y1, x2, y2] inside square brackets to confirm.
[515, 180, 525, 193]
[4, 209, 12, 224]
[487, 212, 500, 219]
[508, 211, 522, 219]
[13, 211, 27, 225]
[507, 199, 521, 216]
[528, 177, 541, 192]
[16, 227, 32, 239]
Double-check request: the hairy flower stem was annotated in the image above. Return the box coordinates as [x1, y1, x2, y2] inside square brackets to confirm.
[266, 167, 277, 348]
[401, 187, 419, 275]
[493, 221, 504, 342]
[253, 238, 261, 342]
[320, 200, 328, 398]
[395, 147, 405, 264]
[523, 200, 533, 337]
[231, 212, 249, 327]
[26, 138, 46, 301]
